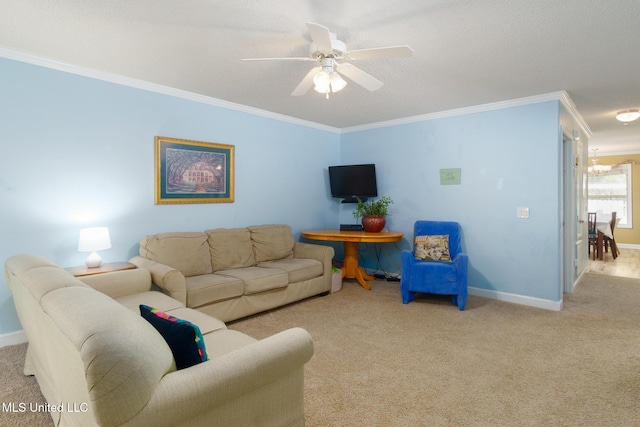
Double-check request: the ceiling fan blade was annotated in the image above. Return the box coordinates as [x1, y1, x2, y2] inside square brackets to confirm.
[241, 57, 316, 62]
[347, 45, 414, 61]
[306, 22, 333, 53]
[336, 63, 383, 92]
[291, 66, 322, 96]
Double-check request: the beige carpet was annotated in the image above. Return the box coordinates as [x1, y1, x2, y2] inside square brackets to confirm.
[1, 273, 639, 426]
[0, 343, 50, 426]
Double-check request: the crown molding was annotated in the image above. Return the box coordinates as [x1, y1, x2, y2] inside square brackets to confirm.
[558, 91, 592, 138]
[341, 91, 587, 134]
[594, 149, 640, 157]
[0, 45, 341, 134]
[611, 150, 640, 156]
[1, 46, 589, 138]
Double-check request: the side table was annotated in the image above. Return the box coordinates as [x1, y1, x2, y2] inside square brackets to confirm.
[65, 262, 136, 277]
[301, 229, 404, 290]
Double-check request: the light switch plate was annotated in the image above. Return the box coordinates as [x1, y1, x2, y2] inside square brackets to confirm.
[517, 207, 530, 219]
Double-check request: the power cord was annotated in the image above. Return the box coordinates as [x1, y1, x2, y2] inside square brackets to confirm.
[357, 242, 402, 281]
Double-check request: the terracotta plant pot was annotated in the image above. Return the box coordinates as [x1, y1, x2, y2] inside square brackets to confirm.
[361, 215, 386, 233]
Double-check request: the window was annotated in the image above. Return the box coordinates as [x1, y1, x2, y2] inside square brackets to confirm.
[587, 164, 632, 228]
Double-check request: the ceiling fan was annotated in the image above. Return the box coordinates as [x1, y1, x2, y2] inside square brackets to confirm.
[241, 23, 413, 98]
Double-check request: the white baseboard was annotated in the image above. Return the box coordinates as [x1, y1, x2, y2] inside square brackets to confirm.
[464, 244, 636, 307]
[368, 269, 563, 311]
[0, 330, 27, 348]
[616, 243, 640, 250]
[571, 269, 588, 293]
[468, 287, 562, 311]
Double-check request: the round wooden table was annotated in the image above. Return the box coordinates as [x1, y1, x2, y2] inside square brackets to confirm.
[301, 229, 404, 290]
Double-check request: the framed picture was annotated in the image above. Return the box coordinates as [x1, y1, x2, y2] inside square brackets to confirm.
[155, 136, 234, 204]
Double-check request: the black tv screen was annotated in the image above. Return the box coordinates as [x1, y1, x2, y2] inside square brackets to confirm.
[328, 164, 378, 202]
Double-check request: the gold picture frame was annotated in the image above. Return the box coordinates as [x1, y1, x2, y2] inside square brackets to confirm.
[155, 136, 235, 204]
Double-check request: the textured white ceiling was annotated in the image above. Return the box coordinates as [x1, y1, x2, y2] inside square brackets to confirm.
[1, 0, 639, 153]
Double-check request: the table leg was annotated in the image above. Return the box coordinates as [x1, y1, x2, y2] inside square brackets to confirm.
[342, 241, 375, 290]
[597, 231, 604, 261]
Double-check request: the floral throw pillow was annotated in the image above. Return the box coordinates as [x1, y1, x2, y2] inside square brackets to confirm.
[140, 305, 209, 370]
[414, 235, 452, 262]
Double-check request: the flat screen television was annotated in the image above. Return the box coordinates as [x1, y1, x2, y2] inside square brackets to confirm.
[328, 163, 378, 203]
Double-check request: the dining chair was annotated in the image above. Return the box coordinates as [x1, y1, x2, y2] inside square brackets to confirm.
[604, 211, 620, 259]
[588, 212, 598, 260]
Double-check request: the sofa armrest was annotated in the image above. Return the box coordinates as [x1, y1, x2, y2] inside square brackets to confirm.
[293, 241, 335, 277]
[129, 256, 187, 304]
[135, 327, 314, 426]
[78, 268, 152, 299]
[452, 252, 469, 286]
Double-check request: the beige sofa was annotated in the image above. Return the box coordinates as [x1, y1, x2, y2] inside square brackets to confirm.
[5, 254, 314, 427]
[130, 224, 335, 322]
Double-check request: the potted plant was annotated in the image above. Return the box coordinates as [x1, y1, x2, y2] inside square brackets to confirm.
[352, 196, 394, 232]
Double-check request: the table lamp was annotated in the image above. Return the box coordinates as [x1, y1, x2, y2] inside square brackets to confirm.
[78, 227, 111, 268]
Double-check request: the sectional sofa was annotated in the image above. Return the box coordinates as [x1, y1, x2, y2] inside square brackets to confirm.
[5, 254, 314, 427]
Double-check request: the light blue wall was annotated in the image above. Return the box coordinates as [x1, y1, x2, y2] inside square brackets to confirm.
[339, 102, 563, 302]
[0, 56, 567, 337]
[0, 58, 340, 334]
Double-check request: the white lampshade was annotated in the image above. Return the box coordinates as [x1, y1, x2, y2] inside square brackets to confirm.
[78, 227, 111, 268]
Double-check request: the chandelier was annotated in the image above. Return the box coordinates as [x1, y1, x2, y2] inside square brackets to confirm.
[588, 149, 611, 176]
[588, 148, 639, 176]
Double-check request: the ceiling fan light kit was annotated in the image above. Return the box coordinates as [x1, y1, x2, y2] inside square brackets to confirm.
[615, 109, 640, 123]
[313, 71, 331, 93]
[312, 58, 347, 98]
[242, 22, 413, 99]
[329, 73, 347, 92]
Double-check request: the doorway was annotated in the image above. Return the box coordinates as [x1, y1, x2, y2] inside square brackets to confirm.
[562, 131, 588, 294]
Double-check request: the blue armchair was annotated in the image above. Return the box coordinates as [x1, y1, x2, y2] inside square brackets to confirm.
[401, 221, 469, 310]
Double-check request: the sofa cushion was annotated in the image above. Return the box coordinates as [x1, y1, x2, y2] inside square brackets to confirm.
[258, 258, 323, 283]
[206, 228, 256, 271]
[216, 267, 289, 295]
[185, 274, 244, 308]
[116, 290, 184, 312]
[80, 268, 152, 299]
[248, 224, 295, 263]
[139, 232, 212, 277]
[140, 305, 209, 370]
[164, 307, 227, 334]
[202, 329, 258, 359]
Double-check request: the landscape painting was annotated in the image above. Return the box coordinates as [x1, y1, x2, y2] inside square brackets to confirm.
[155, 136, 234, 204]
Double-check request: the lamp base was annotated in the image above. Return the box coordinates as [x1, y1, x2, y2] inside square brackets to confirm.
[85, 251, 103, 268]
